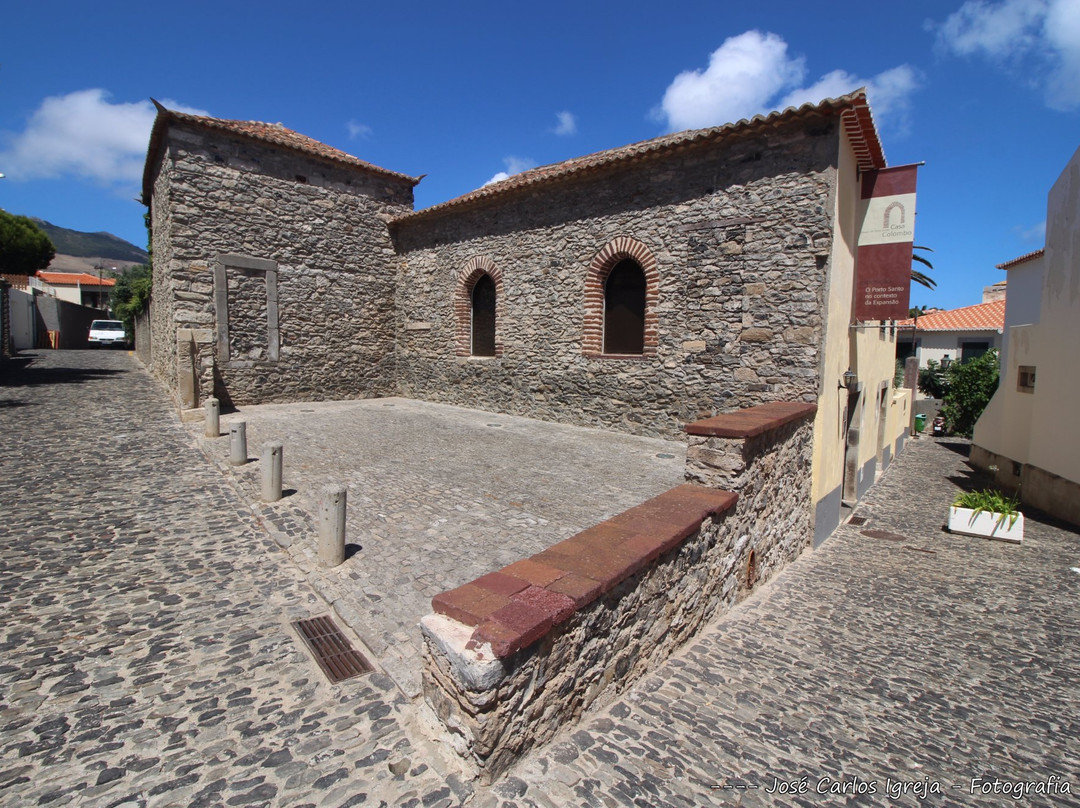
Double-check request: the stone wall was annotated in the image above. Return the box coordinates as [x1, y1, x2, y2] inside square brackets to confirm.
[0, 279, 9, 359]
[134, 309, 150, 365]
[146, 121, 415, 408]
[392, 117, 840, 438]
[149, 163, 178, 400]
[420, 403, 815, 781]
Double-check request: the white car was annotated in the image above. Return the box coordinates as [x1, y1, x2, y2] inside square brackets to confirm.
[88, 319, 129, 348]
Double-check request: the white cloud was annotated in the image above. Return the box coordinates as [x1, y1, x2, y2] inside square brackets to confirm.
[1016, 220, 1047, 241]
[935, 0, 1047, 57]
[657, 31, 805, 131]
[552, 111, 577, 136]
[655, 31, 917, 133]
[1044, 0, 1080, 108]
[483, 156, 537, 186]
[347, 120, 373, 139]
[934, 0, 1080, 110]
[0, 89, 206, 187]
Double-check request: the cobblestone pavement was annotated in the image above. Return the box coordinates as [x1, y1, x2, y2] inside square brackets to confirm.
[479, 437, 1080, 807]
[193, 398, 683, 696]
[5, 350, 1080, 808]
[0, 351, 472, 807]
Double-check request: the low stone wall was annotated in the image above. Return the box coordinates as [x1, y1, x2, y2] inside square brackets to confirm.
[420, 402, 816, 781]
[970, 444, 1080, 528]
[134, 310, 151, 365]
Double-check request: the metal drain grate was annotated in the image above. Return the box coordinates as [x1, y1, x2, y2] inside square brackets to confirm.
[861, 529, 907, 542]
[904, 546, 937, 555]
[293, 616, 372, 683]
[848, 516, 868, 526]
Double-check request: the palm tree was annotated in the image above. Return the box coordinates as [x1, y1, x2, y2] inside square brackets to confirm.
[912, 245, 935, 289]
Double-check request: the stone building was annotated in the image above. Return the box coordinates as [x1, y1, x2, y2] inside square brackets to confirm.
[142, 89, 911, 549]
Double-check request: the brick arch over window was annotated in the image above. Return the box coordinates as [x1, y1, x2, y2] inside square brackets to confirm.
[455, 256, 504, 357]
[583, 236, 659, 357]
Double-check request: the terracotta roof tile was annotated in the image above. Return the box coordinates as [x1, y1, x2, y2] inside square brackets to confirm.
[143, 102, 420, 201]
[996, 249, 1045, 270]
[37, 271, 116, 287]
[393, 89, 884, 226]
[897, 300, 1005, 332]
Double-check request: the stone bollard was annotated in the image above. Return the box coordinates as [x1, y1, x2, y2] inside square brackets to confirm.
[318, 484, 347, 567]
[229, 421, 248, 466]
[261, 442, 283, 502]
[204, 397, 220, 438]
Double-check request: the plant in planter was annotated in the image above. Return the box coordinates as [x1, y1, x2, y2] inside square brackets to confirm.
[948, 488, 1024, 543]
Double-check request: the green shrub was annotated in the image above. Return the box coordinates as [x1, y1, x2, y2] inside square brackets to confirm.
[940, 349, 999, 437]
[952, 488, 1021, 528]
[918, 360, 949, 399]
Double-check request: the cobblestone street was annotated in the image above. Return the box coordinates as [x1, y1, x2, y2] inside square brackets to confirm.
[0, 351, 470, 807]
[2, 349, 1079, 807]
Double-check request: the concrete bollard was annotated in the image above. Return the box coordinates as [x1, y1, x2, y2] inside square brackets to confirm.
[229, 421, 248, 466]
[318, 484, 347, 567]
[204, 397, 220, 438]
[261, 442, 283, 502]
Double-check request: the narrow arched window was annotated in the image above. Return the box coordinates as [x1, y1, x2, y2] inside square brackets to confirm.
[603, 259, 646, 354]
[471, 273, 496, 357]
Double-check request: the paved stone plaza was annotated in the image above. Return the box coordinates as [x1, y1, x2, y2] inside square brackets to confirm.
[193, 395, 685, 696]
[2, 350, 1079, 807]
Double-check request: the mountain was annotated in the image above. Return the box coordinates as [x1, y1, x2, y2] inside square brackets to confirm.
[32, 219, 149, 265]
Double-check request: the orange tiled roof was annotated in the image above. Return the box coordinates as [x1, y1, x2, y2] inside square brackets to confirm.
[393, 88, 884, 226]
[996, 249, 1044, 270]
[37, 271, 116, 287]
[897, 300, 1005, 332]
[143, 102, 420, 202]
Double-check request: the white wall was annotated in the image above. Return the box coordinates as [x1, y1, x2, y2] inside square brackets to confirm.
[1026, 147, 1080, 484]
[8, 289, 37, 351]
[974, 144, 1080, 488]
[915, 330, 1001, 369]
[999, 255, 1045, 373]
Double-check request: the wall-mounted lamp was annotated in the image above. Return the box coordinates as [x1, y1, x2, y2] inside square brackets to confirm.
[839, 368, 857, 389]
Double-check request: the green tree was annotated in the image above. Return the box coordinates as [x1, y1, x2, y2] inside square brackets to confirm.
[940, 349, 999, 438]
[918, 359, 949, 399]
[912, 245, 935, 290]
[110, 263, 152, 334]
[0, 210, 55, 274]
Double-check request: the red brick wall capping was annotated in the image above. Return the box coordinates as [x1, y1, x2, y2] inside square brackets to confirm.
[684, 401, 818, 439]
[432, 483, 738, 659]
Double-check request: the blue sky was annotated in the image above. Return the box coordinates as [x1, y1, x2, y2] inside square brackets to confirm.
[1, 0, 1077, 311]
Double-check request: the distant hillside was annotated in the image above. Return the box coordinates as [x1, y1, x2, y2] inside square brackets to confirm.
[31, 219, 149, 264]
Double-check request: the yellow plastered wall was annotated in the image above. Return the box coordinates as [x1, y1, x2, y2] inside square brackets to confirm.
[810, 131, 858, 514]
[811, 132, 915, 541]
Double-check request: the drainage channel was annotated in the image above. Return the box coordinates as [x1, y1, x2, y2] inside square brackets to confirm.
[293, 615, 373, 683]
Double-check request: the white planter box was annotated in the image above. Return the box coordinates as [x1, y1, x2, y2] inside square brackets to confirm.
[948, 506, 1024, 543]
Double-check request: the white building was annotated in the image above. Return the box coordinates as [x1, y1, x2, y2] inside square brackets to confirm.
[972, 145, 1080, 527]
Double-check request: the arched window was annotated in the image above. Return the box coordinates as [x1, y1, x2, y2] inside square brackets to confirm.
[455, 257, 503, 357]
[471, 273, 496, 357]
[603, 259, 646, 354]
[583, 236, 659, 358]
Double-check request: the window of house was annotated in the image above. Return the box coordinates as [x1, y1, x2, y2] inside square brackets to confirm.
[603, 259, 646, 355]
[960, 341, 990, 363]
[471, 273, 496, 357]
[1017, 366, 1036, 393]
